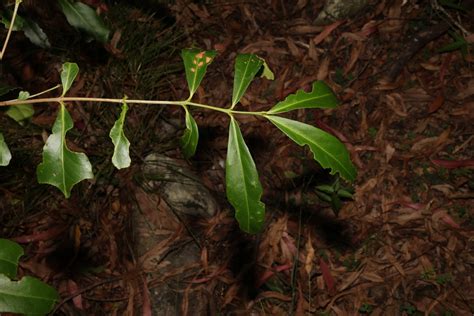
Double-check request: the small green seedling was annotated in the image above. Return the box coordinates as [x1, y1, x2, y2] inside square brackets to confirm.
[437, 31, 470, 58]
[358, 303, 374, 314]
[315, 177, 354, 216]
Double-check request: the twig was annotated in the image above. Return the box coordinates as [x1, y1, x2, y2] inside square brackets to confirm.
[0, 0, 22, 60]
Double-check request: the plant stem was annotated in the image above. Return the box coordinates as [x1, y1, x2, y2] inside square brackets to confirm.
[27, 85, 62, 99]
[0, 0, 22, 60]
[0, 97, 183, 106]
[0, 96, 269, 117]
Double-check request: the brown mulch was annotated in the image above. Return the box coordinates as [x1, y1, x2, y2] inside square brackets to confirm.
[1, 0, 473, 315]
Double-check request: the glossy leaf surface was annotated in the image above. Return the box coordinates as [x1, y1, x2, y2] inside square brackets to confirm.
[180, 107, 199, 159]
[266, 115, 356, 181]
[226, 117, 265, 233]
[57, 0, 110, 43]
[231, 54, 263, 107]
[0, 133, 11, 166]
[60, 62, 79, 97]
[268, 81, 338, 114]
[181, 49, 216, 99]
[36, 103, 94, 198]
[109, 102, 131, 169]
[0, 275, 59, 315]
[0, 239, 23, 279]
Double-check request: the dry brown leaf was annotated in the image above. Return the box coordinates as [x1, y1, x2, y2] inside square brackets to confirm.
[223, 284, 239, 306]
[313, 20, 344, 45]
[317, 57, 330, 80]
[257, 291, 292, 302]
[259, 215, 288, 265]
[286, 38, 301, 58]
[385, 143, 395, 163]
[304, 234, 315, 276]
[410, 128, 451, 154]
[385, 93, 407, 117]
[344, 41, 363, 75]
[288, 25, 324, 35]
[384, 246, 405, 277]
[361, 272, 385, 283]
[188, 3, 210, 19]
[419, 63, 440, 71]
[308, 39, 318, 61]
[456, 79, 474, 99]
[356, 178, 378, 197]
[395, 209, 424, 225]
[379, 1, 402, 33]
[296, 0, 308, 10]
[338, 266, 364, 291]
[428, 94, 445, 113]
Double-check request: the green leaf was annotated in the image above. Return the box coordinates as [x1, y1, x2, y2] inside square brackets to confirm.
[21, 18, 50, 48]
[57, 0, 110, 43]
[315, 184, 334, 194]
[6, 91, 34, 124]
[0, 83, 15, 97]
[1, 11, 50, 48]
[231, 54, 263, 107]
[0, 239, 24, 279]
[268, 81, 338, 114]
[330, 193, 342, 214]
[17, 90, 30, 100]
[36, 103, 94, 198]
[226, 117, 265, 233]
[316, 191, 332, 202]
[1, 11, 24, 31]
[0, 133, 12, 167]
[109, 101, 131, 169]
[437, 32, 468, 54]
[337, 189, 353, 199]
[0, 274, 59, 315]
[266, 115, 356, 181]
[181, 49, 217, 99]
[6, 104, 34, 123]
[180, 106, 199, 159]
[60, 62, 79, 96]
[260, 60, 274, 80]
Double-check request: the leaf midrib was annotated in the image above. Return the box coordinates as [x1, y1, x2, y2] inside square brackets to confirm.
[269, 92, 334, 113]
[230, 119, 252, 231]
[232, 55, 260, 107]
[64, 0, 101, 38]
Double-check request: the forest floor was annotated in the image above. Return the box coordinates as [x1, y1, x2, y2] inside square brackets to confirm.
[1, 0, 473, 315]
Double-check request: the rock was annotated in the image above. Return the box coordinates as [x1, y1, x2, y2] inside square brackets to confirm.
[140, 153, 217, 218]
[132, 152, 217, 315]
[315, 0, 369, 25]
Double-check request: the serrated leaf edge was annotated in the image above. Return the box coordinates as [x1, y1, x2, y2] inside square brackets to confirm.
[266, 115, 356, 181]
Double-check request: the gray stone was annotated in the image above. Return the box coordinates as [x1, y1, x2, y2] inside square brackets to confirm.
[140, 153, 217, 218]
[315, 0, 369, 25]
[132, 152, 217, 314]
